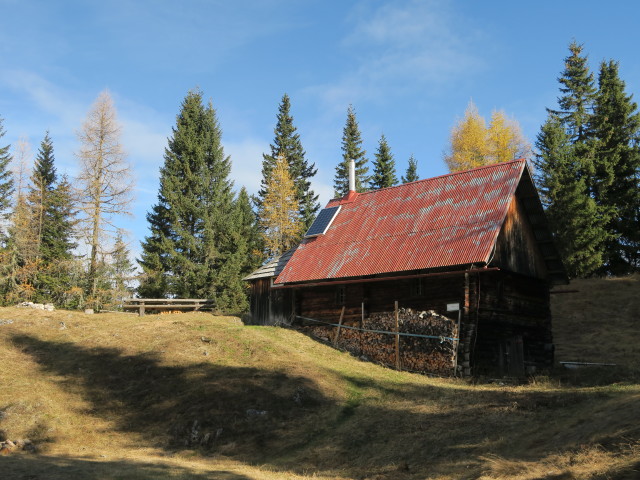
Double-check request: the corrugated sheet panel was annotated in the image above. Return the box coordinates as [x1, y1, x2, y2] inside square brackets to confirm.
[243, 247, 297, 281]
[275, 160, 526, 284]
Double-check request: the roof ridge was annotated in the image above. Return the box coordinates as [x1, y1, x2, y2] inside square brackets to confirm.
[329, 159, 526, 202]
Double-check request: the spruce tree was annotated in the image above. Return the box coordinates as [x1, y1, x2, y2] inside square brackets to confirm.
[401, 154, 419, 183]
[591, 60, 640, 273]
[27, 132, 57, 258]
[215, 189, 258, 313]
[25, 135, 77, 302]
[110, 231, 135, 305]
[370, 134, 397, 189]
[551, 41, 597, 143]
[0, 116, 14, 224]
[139, 89, 239, 309]
[257, 94, 319, 232]
[549, 41, 597, 192]
[334, 105, 368, 196]
[42, 175, 77, 264]
[535, 114, 610, 277]
[40, 175, 78, 304]
[137, 203, 169, 298]
[235, 187, 263, 276]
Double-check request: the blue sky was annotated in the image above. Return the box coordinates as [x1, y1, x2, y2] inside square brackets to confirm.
[2, 0, 640, 259]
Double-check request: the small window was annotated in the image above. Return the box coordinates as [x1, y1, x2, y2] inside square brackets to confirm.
[411, 278, 424, 297]
[335, 286, 346, 305]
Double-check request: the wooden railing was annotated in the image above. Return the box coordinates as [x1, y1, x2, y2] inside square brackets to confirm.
[122, 298, 216, 316]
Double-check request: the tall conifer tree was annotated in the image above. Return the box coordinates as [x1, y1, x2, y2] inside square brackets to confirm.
[551, 41, 597, 143]
[25, 135, 77, 302]
[535, 114, 610, 277]
[0, 117, 14, 225]
[538, 42, 640, 276]
[139, 89, 240, 308]
[109, 231, 135, 306]
[591, 60, 640, 272]
[27, 132, 57, 258]
[75, 90, 134, 298]
[334, 105, 369, 196]
[401, 154, 419, 183]
[549, 41, 598, 194]
[235, 187, 263, 276]
[370, 134, 397, 189]
[257, 94, 318, 232]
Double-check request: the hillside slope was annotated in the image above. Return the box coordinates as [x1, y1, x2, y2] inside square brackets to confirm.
[1, 275, 639, 479]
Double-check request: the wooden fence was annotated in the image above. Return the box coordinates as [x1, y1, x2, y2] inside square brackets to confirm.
[122, 298, 215, 316]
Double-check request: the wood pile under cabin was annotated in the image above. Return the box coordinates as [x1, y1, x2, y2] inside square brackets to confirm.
[304, 308, 458, 376]
[244, 160, 568, 377]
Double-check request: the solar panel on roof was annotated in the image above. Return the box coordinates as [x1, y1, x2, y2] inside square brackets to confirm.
[304, 205, 341, 237]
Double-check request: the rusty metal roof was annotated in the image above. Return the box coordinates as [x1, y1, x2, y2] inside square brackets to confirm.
[275, 160, 528, 285]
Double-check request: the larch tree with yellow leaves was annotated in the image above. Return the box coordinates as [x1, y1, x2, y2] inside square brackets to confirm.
[260, 153, 302, 258]
[444, 101, 531, 172]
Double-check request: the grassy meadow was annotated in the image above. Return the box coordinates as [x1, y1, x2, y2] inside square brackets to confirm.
[0, 275, 639, 479]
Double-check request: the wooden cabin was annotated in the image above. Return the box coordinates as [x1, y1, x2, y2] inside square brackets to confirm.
[244, 160, 567, 377]
[243, 248, 296, 326]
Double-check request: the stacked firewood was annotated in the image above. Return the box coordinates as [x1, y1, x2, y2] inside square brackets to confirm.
[304, 308, 457, 376]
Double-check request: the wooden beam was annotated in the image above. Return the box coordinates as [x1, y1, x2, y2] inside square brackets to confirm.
[271, 267, 501, 290]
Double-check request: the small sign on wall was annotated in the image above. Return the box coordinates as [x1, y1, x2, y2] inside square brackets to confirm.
[446, 303, 460, 312]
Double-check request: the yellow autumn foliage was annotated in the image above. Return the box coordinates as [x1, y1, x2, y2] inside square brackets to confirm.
[260, 154, 302, 257]
[444, 101, 531, 172]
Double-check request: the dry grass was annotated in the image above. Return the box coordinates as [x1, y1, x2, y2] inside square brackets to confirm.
[552, 274, 640, 366]
[0, 277, 639, 479]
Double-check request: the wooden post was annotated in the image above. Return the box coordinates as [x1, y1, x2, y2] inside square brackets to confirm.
[361, 302, 365, 328]
[333, 306, 346, 345]
[452, 308, 461, 376]
[463, 272, 470, 376]
[139, 301, 145, 317]
[395, 300, 401, 370]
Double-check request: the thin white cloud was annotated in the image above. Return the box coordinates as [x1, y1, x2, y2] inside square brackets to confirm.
[0, 69, 86, 129]
[305, 0, 485, 110]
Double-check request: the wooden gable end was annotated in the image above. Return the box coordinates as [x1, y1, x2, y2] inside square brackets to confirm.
[490, 194, 548, 279]
[489, 166, 567, 284]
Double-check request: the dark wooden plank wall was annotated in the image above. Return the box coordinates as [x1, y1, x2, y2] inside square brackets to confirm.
[469, 271, 553, 376]
[248, 278, 270, 325]
[295, 270, 553, 377]
[296, 275, 465, 327]
[491, 195, 548, 280]
[247, 279, 293, 325]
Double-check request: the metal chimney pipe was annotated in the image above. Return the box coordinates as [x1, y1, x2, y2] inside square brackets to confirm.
[348, 158, 356, 192]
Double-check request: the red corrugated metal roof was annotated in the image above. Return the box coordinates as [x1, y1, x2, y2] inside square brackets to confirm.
[275, 160, 527, 285]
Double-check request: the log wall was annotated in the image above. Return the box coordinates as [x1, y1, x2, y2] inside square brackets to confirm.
[246, 278, 294, 326]
[294, 270, 553, 378]
[469, 271, 553, 376]
[296, 275, 465, 326]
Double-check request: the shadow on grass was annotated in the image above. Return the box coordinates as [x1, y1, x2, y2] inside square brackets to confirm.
[0, 454, 249, 480]
[9, 334, 331, 460]
[7, 334, 640, 479]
